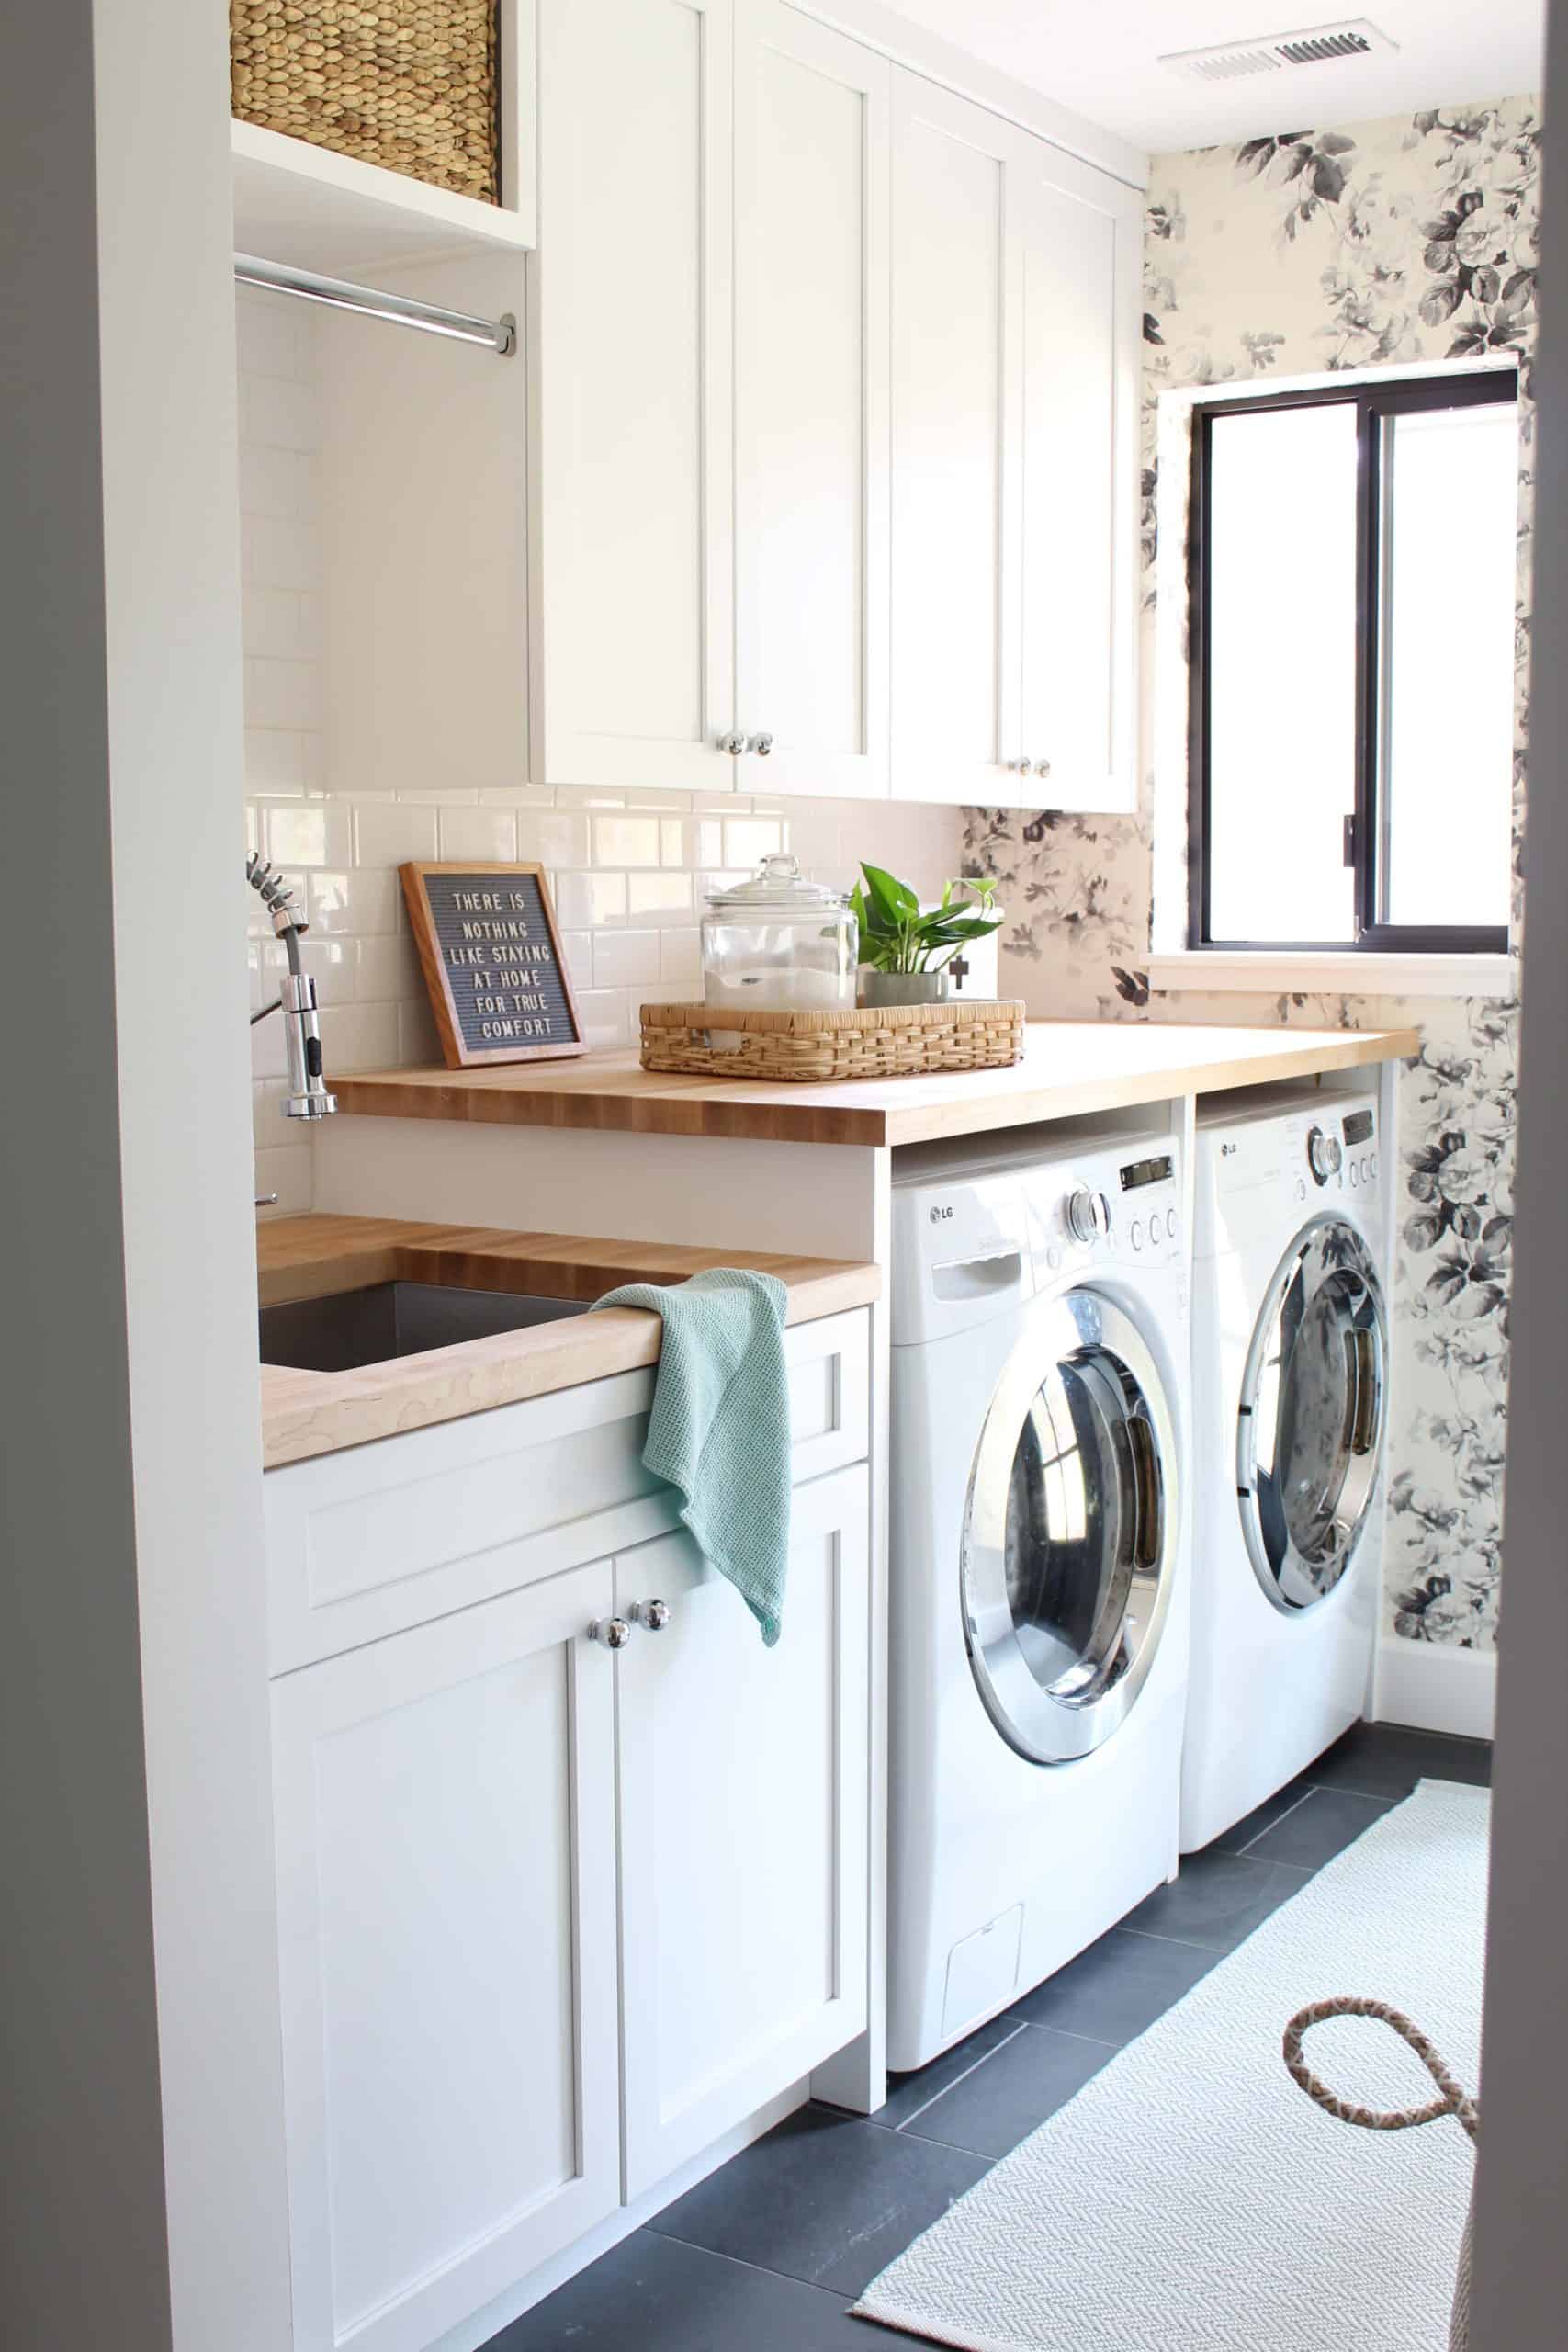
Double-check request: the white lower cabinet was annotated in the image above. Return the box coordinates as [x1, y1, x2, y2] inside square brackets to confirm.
[267, 1371, 872, 2352]
[271, 1564, 622, 2352]
[616, 1464, 870, 2195]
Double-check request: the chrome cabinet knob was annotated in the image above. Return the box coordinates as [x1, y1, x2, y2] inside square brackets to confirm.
[589, 1617, 633, 1649]
[632, 1598, 671, 1631]
[1005, 756, 1027, 774]
[1065, 1185, 1112, 1244]
[750, 732, 773, 756]
[718, 730, 747, 756]
[1032, 757, 1052, 780]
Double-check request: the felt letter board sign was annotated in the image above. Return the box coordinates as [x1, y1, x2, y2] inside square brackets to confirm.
[400, 863, 585, 1068]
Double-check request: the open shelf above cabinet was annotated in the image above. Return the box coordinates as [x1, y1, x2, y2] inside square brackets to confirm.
[230, 2, 536, 276]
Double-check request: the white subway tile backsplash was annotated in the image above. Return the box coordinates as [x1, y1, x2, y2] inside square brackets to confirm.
[239, 441, 304, 521]
[592, 814, 662, 868]
[592, 929, 661, 989]
[321, 1001, 401, 1074]
[242, 369, 320, 453]
[723, 817, 784, 868]
[244, 657, 321, 732]
[242, 512, 317, 591]
[660, 928, 703, 989]
[236, 289, 306, 382]
[353, 800, 440, 869]
[627, 870, 693, 920]
[570, 989, 635, 1047]
[355, 933, 421, 1002]
[308, 869, 401, 937]
[398, 995, 444, 1067]
[264, 800, 347, 867]
[437, 804, 519, 862]
[517, 809, 591, 867]
[242, 582, 310, 662]
[550, 869, 627, 929]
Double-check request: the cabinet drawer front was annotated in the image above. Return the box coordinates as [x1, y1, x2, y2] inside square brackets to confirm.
[265, 1311, 871, 1671]
[616, 1463, 871, 2195]
[272, 1567, 621, 2352]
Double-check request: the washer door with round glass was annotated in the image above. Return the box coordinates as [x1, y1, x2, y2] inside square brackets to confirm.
[962, 1290, 1179, 1765]
[1238, 1216, 1387, 1612]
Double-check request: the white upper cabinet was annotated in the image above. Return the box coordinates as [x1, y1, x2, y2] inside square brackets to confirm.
[1017, 144, 1142, 813]
[889, 75, 1021, 807]
[532, 5, 1141, 807]
[888, 69, 1141, 811]
[732, 0, 890, 797]
[532, 0, 737, 791]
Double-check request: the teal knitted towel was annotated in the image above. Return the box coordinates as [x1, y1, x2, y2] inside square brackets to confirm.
[592, 1269, 793, 1645]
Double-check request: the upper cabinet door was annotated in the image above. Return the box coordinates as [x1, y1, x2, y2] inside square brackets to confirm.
[732, 0, 890, 798]
[533, 0, 737, 790]
[1017, 144, 1142, 813]
[889, 73, 1021, 806]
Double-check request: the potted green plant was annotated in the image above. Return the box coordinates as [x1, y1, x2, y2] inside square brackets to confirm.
[849, 865, 1005, 1007]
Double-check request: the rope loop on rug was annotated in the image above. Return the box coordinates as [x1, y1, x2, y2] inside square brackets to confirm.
[1282, 1996, 1480, 2141]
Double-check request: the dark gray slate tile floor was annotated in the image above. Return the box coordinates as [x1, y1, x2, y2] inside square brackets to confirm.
[487, 1722, 1492, 2349]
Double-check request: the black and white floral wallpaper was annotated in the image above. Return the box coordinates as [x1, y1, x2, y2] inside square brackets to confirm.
[964, 97, 1540, 1654]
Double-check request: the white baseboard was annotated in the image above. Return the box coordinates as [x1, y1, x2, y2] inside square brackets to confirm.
[1373, 1635, 1497, 1740]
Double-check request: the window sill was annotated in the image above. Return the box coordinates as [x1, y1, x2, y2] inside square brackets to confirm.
[1145, 950, 1517, 1001]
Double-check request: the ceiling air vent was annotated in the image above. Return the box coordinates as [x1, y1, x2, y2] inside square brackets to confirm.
[1160, 20, 1397, 85]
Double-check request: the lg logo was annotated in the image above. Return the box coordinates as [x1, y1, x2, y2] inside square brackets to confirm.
[1221, 1141, 1238, 1158]
[930, 1204, 954, 1224]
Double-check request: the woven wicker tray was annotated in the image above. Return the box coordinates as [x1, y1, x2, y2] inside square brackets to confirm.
[640, 999, 1026, 1083]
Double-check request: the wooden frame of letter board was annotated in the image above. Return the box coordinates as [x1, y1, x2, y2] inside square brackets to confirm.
[400, 862, 586, 1068]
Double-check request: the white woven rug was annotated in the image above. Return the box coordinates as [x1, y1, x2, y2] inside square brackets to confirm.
[855, 1780, 1488, 2352]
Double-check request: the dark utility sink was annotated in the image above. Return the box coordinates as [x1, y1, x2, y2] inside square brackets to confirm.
[259, 1281, 592, 1374]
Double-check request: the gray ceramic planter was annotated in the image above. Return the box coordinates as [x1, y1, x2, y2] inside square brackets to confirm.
[858, 968, 952, 1008]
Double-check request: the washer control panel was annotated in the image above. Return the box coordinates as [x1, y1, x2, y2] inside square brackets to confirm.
[1035, 1140, 1183, 1273]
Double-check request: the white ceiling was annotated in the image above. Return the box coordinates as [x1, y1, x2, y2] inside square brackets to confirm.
[883, 2, 1545, 152]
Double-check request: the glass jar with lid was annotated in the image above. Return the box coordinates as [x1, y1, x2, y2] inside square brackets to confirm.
[701, 854, 859, 1027]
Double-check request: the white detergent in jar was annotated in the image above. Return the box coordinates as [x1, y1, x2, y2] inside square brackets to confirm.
[701, 857, 858, 1049]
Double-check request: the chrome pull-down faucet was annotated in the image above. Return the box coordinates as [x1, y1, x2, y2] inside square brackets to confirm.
[246, 854, 338, 1120]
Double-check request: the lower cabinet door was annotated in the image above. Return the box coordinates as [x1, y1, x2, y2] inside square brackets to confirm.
[615, 1464, 871, 2198]
[271, 1564, 621, 2352]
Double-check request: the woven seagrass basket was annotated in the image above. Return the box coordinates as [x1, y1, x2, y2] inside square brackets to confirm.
[231, 2, 501, 205]
[640, 1000, 1026, 1083]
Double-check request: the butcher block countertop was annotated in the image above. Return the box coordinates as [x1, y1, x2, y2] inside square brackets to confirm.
[330, 1020, 1420, 1148]
[258, 1214, 878, 1469]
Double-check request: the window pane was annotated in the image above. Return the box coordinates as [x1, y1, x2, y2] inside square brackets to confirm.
[1205, 404, 1359, 944]
[1380, 401, 1516, 932]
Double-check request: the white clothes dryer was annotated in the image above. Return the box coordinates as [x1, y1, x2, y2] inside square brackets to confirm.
[1181, 1087, 1390, 1855]
[887, 1125, 1191, 2072]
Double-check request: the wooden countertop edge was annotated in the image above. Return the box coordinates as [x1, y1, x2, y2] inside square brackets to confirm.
[328, 1025, 1421, 1148]
[256, 1218, 878, 1468]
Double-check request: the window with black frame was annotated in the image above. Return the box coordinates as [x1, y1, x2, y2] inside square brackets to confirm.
[1187, 370, 1518, 954]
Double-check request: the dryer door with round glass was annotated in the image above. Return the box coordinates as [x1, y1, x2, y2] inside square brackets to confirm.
[1239, 1216, 1387, 1611]
[962, 1290, 1179, 1765]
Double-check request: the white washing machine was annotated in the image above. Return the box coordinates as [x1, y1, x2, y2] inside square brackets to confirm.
[887, 1125, 1191, 2072]
[1181, 1087, 1390, 1855]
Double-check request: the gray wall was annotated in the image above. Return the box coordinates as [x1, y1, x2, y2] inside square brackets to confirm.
[0, 7, 172, 2346]
[1470, 1, 1568, 2339]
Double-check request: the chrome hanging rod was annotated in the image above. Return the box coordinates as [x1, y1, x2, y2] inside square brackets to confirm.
[234, 252, 515, 356]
